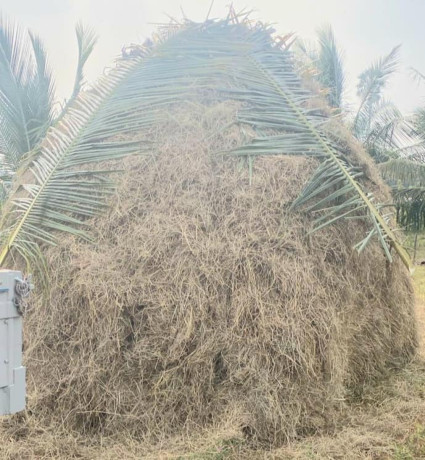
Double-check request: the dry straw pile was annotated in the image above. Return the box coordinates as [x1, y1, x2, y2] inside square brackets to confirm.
[1, 15, 417, 452]
[22, 101, 416, 446]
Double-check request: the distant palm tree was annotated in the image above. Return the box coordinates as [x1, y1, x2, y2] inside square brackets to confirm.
[0, 16, 96, 199]
[303, 26, 425, 231]
[379, 69, 425, 231]
[315, 25, 345, 110]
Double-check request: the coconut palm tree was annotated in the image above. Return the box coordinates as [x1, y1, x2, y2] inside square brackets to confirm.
[0, 16, 96, 201]
[315, 25, 345, 110]
[306, 26, 425, 234]
[377, 69, 425, 232]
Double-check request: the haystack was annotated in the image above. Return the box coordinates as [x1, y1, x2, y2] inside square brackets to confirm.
[6, 17, 417, 448]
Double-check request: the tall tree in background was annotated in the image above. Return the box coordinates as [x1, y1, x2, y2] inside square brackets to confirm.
[379, 68, 425, 231]
[305, 26, 425, 232]
[0, 16, 96, 199]
[315, 26, 345, 110]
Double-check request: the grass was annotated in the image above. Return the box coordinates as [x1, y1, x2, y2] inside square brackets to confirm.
[390, 236, 425, 460]
[393, 425, 425, 460]
[176, 438, 245, 459]
[414, 266, 425, 298]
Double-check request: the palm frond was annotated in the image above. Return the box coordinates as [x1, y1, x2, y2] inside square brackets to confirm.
[0, 15, 54, 171]
[366, 101, 405, 147]
[57, 23, 97, 120]
[316, 25, 345, 109]
[362, 100, 425, 162]
[0, 18, 411, 271]
[380, 158, 425, 186]
[353, 46, 400, 139]
[0, 23, 222, 268]
[411, 67, 425, 85]
[217, 29, 410, 268]
[27, 33, 55, 144]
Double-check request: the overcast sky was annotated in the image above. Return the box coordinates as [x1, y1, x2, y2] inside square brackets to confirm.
[2, 0, 425, 114]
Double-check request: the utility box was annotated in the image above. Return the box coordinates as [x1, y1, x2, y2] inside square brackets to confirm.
[0, 270, 26, 415]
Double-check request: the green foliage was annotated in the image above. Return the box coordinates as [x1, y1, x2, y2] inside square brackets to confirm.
[57, 23, 97, 121]
[316, 25, 345, 109]
[223, 31, 410, 267]
[380, 160, 425, 231]
[306, 29, 422, 161]
[308, 27, 425, 235]
[353, 45, 400, 141]
[393, 425, 425, 460]
[0, 16, 97, 197]
[0, 15, 54, 174]
[351, 49, 425, 165]
[380, 159, 425, 187]
[414, 108, 425, 137]
[0, 21, 198, 268]
[0, 15, 102, 273]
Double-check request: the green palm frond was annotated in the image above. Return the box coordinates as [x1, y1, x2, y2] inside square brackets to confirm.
[216, 29, 410, 268]
[293, 26, 345, 110]
[380, 159, 425, 186]
[57, 23, 97, 120]
[294, 25, 422, 237]
[0, 15, 54, 171]
[0, 18, 411, 271]
[27, 33, 55, 139]
[316, 25, 345, 109]
[0, 23, 221, 268]
[353, 46, 400, 140]
[0, 59, 148, 266]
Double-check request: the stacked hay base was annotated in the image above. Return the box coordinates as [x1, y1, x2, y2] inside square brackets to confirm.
[21, 100, 415, 446]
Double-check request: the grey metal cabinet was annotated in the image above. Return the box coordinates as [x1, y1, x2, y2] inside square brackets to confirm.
[0, 270, 26, 415]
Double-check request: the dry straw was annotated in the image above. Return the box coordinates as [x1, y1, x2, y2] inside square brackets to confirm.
[14, 101, 416, 448]
[0, 14, 417, 455]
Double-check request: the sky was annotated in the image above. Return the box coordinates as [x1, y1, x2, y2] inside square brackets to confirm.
[2, 0, 425, 114]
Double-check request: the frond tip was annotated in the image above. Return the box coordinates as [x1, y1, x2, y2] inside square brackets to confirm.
[354, 45, 401, 139]
[57, 23, 98, 120]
